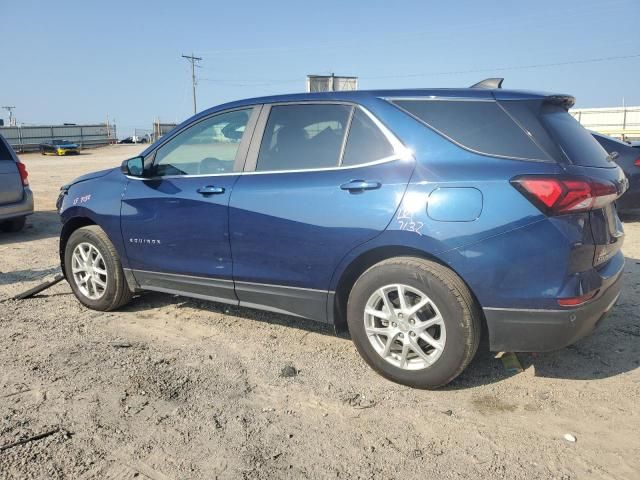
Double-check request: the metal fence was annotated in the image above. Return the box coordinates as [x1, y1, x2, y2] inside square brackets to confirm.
[152, 121, 177, 142]
[570, 106, 640, 141]
[0, 123, 116, 152]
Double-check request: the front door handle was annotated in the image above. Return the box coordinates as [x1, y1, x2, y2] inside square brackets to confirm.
[197, 185, 225, 195]
[340, 180, 382, 192]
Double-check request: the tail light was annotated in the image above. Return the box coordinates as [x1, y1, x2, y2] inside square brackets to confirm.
[635, 158, 640, 167]
[511, 176, 618, 215]
[16, 160, 29, 186]
[557, 290, 598, 307]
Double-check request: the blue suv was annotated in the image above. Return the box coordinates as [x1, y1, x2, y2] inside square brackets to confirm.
[57, 79, 627, 388]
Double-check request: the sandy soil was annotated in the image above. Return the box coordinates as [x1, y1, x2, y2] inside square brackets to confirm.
[0, 145, 639, 479]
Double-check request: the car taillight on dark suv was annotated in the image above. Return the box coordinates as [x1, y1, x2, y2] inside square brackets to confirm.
[510, 176, 619, 215]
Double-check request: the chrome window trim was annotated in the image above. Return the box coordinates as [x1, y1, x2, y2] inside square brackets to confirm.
[126, 171, 242, 180]
[125, 101, 412, 181]
[240, 154, 402, 175]
[247, 101, 409, 174]
[126, 155, 404, 180]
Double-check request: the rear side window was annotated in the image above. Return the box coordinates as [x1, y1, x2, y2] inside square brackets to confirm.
[0, 137, 12, 160]
[256, 104, 351, 171]
[342, 109, 394, 166]
[541, 105, 614, 168]
[392, 99, 550, 161]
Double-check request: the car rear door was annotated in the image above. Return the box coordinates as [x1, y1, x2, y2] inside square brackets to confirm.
[0, 136, 24, 205]
[120, 107, 258, 303]
[228, 102, 415, 321]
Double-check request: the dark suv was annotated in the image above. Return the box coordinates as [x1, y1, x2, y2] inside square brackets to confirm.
[57, 80, 627, 388]
[0, 134, 32, 232]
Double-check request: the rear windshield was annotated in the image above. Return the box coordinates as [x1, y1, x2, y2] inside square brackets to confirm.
[391, 99, 551, 161]
[0, 137, 13, 160]
[540, 105, 614, 168]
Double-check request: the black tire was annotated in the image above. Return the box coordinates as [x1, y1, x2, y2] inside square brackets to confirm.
[64, 225, 132, 311]
[1, 216, 26, 233]
[347, 257, 481, 389]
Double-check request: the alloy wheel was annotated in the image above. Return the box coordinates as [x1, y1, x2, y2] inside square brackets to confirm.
[364, 284, 446, 370]
[71, 242, 108, 300]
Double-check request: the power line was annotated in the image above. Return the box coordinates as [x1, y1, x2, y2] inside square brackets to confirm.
[361, 53, 640, 81]
[197, 53, 640, 88]
[182, 53, 202, 114]
[194, 1, 634, 57]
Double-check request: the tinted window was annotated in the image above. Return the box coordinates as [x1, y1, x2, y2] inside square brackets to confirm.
[541, 105, 614, 168]
[392, 100, 550, 161]
[342, 108, 394, 166]
[154, 108, 252, 176]
[256, 104, 351, 171]
[0, 137, 12, 160]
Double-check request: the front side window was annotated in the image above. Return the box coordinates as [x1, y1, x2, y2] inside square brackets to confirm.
[154, 108, 252, 176]
[256, 104, 351, 172]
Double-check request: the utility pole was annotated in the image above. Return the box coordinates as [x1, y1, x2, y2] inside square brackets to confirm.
[2, 106, 16, 126]
[182, 53, 202, 114]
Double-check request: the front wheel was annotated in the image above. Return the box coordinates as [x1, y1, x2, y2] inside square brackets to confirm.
[64, 225, 132, 311]
[347, 257, 481, 389]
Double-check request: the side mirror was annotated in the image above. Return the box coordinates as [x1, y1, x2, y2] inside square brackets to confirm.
[121, 156, 145, 177]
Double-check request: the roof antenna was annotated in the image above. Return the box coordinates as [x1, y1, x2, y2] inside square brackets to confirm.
[470, 78, 504, 89]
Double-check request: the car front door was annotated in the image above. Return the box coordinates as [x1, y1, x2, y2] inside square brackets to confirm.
[121, 107, 258, 303]
[228, 103, 415, 321]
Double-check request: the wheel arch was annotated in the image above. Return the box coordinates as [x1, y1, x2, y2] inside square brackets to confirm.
[59, 216, 97, 277]
[331, 245, 484, 334]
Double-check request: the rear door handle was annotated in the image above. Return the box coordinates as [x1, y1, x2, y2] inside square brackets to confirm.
[340, 180, 382, 192]
[197, 185, 225, 195]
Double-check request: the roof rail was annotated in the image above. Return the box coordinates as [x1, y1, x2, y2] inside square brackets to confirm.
[470, 78, 504, 89]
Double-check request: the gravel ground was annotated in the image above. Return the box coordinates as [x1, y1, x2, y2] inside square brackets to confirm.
[1, 145, 639, 479]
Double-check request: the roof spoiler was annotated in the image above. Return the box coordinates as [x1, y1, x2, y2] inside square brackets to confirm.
[470, 78, 504, 89]
[544, 94, 576, 110]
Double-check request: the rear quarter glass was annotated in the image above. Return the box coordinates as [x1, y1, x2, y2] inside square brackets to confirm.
[540, 105, 615, 168]
[390, 99, 551, 161]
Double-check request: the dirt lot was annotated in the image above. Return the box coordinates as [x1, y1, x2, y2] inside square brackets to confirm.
[1, 145, 639, 479]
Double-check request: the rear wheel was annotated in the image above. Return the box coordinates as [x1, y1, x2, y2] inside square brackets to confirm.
[347, 257, 481, 389]
[64, 225, 132, 311]
[1, 216, 26, 233]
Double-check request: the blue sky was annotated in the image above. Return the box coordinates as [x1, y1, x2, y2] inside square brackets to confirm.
[2, 0, 638, 136]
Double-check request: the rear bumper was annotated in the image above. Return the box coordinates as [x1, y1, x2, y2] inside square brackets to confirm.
[0, 188, 34, 221]
[483, 271, 622, 352]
